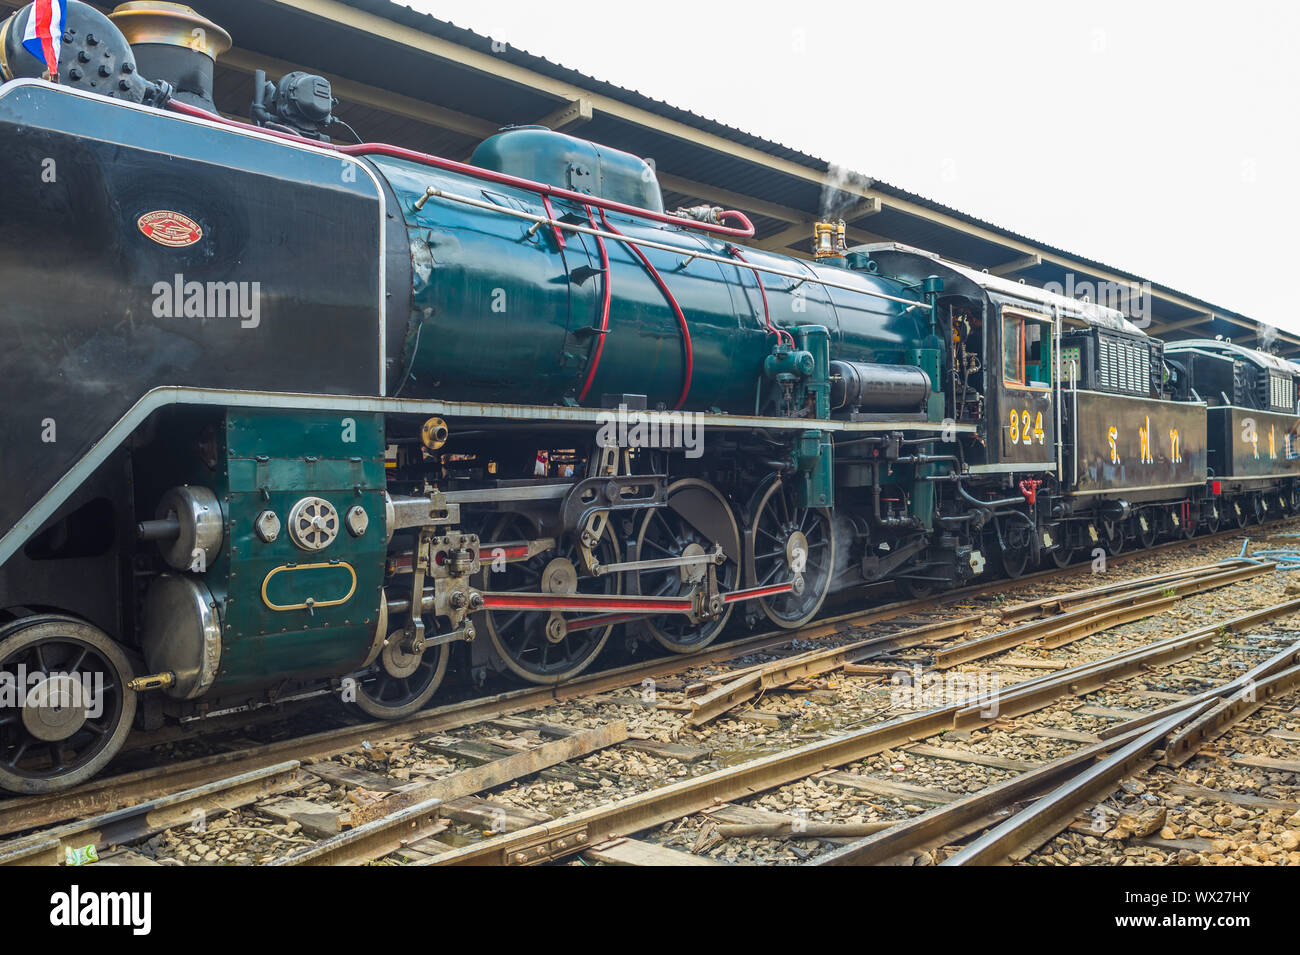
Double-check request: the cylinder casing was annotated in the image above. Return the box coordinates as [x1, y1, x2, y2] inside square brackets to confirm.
[830, 359, 932, 414]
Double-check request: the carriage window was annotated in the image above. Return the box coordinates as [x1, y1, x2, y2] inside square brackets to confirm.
[1003, 312, 1052, 388]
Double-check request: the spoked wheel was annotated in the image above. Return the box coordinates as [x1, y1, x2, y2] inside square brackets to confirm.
[480, 513, 620, 683]
[0, 616, 136, 795]
[1258, 496, 1270, 524]
[1049, 545, 1075, 569]
[1135, 510, 1157, 549]
[1289, 486, 1300, 514]
[898, 579, 938, 600]
[352, 639, 449, 720]
[991, 517, 1033, 579]
[1101, 520, 1125, 556]
[633, 479, 741, 653]
[1249, 495, 1265, 525]
[1230, 498, 1249, 529]
[748, 475, 836, 628]
[1203, 502, 1222, 534]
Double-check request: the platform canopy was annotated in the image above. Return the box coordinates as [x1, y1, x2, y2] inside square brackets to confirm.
[10, 0, 1292, 356]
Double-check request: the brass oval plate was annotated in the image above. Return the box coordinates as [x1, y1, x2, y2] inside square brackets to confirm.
[261, 561, 357, 611]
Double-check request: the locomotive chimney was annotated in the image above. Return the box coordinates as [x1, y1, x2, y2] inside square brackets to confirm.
[108, 2, 230, 113]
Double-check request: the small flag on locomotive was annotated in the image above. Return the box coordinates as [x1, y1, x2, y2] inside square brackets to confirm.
[20, 0, 64, 78]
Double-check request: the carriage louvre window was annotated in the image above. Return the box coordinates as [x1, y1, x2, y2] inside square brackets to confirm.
[1096, 335, 1150, 396]
[1270, 374, 1294, 411]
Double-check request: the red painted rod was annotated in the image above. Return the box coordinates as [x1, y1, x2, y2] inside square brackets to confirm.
[722, 582, 796, 603]
[483, 581, 795, 616]
[481, 593, 696, 613]
[165, 99, 756, 239]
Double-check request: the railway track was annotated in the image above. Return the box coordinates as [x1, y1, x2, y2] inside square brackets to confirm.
[1, 521, 1296, 864]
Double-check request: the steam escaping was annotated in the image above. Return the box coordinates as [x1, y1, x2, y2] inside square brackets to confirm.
[828, 511, 859, 592]
[820, 164, 876, 223]
[1258, 322, 1279, 352]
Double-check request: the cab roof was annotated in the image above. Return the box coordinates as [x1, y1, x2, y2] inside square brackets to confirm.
[854, 242, 1146, 336]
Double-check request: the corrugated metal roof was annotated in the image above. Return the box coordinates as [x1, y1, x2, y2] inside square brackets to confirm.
[322, 1, 1275, 340]
[183, 0, 1288, 351]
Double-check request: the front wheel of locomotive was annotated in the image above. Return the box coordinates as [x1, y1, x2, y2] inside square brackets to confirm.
[0, 616, 136, 795]
[352, 638, 450, 720]
[748, 475, 836, 629]
[480, 514, 621, 684]
[633, 479, 740, 653]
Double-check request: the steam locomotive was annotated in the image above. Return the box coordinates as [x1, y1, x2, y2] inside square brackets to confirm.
[1, 1, 1296, 794]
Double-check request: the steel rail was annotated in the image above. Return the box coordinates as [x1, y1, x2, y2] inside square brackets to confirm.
[951, 596, 1300, 729]
[0, 598, 946, 838]
[0, 762, 304, 866]
[686, 615, 981, 726]
[0, 521, 1276, 839]
[270, 797, 446, 867]
[1099, 636, 1300, 741]
[1162, 662, 1300, 767]
[420, 598, 1300, 866]
[940, 704, 1213, 866]
[811, 726, 1147, 866]
[813, 642, 1300, 865]
[933, 560, 1273, 668]
[995, 563, 1218, 623]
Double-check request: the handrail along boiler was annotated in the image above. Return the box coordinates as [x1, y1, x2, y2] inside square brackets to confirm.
[0, 1, 1295, 793]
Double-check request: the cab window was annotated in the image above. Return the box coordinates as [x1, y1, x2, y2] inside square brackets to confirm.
[1002, 311, 1052, 388]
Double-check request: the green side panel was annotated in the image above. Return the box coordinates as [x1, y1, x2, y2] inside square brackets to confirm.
[213, 409, 386, 692]
[795, 429, 834, 510]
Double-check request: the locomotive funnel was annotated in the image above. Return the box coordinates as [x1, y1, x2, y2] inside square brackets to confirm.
[110, 2, 230, 112]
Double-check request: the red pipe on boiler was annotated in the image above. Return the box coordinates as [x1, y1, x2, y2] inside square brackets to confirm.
[729, 246, 793, 348]
[576, 203, 612, 404]
[597, 207, 693, 411]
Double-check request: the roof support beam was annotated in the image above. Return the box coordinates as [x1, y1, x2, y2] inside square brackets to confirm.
[220, 47, 497, 140]
[835, 196, 883, 222]
[755, 222, 814, 252]
[536, 96, 592, 132]
[755, 222, 887, 254]
[989, 253, 1042, 277]
[656, 172, 808, 224]
[1151, 313, 1216, 334]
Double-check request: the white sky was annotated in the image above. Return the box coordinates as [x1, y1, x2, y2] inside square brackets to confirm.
[405, 0, 1299, 335]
